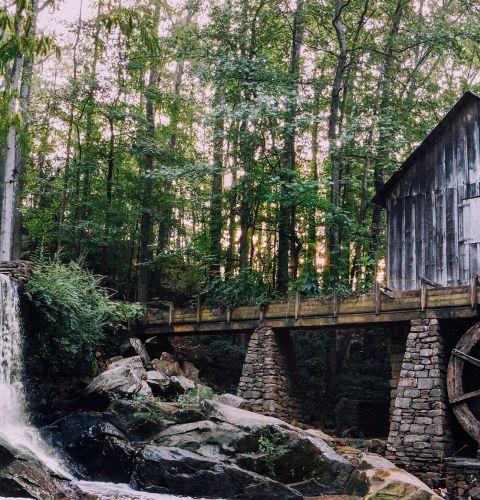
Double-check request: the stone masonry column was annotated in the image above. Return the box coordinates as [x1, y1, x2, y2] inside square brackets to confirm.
[386, 318, 454, 478]
[237, 326, 303, 422]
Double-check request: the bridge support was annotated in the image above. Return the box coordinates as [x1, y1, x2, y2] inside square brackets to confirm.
[386, 319, 454, 479]
[237, 326, 302, 422]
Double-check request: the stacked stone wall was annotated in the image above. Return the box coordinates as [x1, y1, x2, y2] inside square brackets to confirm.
[237, 326, 303, 422]
[446, 458, 480, 498]
[386, 318, 454, 477]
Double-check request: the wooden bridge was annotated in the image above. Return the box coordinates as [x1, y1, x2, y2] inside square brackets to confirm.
[144, 279, 480, 336]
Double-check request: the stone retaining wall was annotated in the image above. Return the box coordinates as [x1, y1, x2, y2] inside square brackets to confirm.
[446, 458, 480, 498]
[386, 318, 454, 478]
[237, 326, 303, 422]
[0, 261, 30, 284]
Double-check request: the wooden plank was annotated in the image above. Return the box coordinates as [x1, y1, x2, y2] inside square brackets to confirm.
[404, 195, 414, 289]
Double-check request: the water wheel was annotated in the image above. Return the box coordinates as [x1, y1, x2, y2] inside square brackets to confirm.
[447, 322, 480, 444]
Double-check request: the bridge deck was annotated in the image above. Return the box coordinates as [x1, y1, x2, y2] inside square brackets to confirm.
[144, 284, 480, 335]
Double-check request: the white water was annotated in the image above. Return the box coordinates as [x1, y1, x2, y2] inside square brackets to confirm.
[0, 274, 68, 476]
[0, 274, 189, 499]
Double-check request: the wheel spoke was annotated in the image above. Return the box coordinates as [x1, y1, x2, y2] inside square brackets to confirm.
[452, 348, 480, 369]
[451, 389, 480, 405]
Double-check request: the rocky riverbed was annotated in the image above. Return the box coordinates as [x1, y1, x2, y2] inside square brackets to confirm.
[2, 338, 444, 499]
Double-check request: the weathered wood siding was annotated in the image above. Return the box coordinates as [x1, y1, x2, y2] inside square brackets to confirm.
[387, 98, 480, 290]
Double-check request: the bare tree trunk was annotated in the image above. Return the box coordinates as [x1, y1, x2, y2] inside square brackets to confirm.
[276, 0, 304, 294]
[137, 0, 161, 302]
[326, 0, 348, 286]
[209, 93, 224, 278]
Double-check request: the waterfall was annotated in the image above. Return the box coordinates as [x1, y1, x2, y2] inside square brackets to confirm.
[0, 274, 67, 476]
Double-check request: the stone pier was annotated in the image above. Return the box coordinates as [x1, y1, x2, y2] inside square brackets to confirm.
[386, 318, 454, 478]
[237, 326, 303, 422]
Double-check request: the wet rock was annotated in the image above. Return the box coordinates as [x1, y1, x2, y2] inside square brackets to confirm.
[0, 437, 81, 499]
[344, 453, 441, 499]
[146, 370, 171, 396]
[132, 445, 302, 499]
[59, 413, 135, 482]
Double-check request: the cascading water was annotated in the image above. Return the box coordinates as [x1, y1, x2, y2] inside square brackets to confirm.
[0, 273, 190, 499]
[0, 273, 67, 476]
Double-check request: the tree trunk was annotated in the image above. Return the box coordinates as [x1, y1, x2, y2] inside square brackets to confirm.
[137, 0, 161, 302]
[326, 0, 348, 286]
[276, 0, 304, 294]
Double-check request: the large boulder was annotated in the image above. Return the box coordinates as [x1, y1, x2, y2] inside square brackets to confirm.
[82, 357, 151, 410]
[132, 445, 302, 499]
[344, 453, 441, 499]
[201, 400, 353, 493]
[0, 436, 81, 499]
[59, 413, 135, 482]
[108, 355, 147, 379]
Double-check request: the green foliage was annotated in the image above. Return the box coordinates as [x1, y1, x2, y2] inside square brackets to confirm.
[177, 387, 216, 407]
[134, 398, 166, 424]
[203, 269, 270, 309]
[257, 426, 288, 477]
[24, 258, 141, 375]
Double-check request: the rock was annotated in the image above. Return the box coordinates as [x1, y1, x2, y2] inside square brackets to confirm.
[132, 445, 302, 499]
[154, 420, 246, 458]
[0, 436, 81, 498]
[170, 375, 195, 394]
[107, 356, 123, 365]
[146, 370, 171, 396]
[129, 338, 151, 368]
[201, 400, 353, 492]
[344, 453, 441, 499]
[182, 360, 200, 382]
[59, 413, 135, 482]
[172, 407, 207, 424]
[144, 336, 175, 359]
[108, 355, 147, 379]
[218, 393, 249, 409]
[151, 359, 183, 377]
[82, 363, 146, 411]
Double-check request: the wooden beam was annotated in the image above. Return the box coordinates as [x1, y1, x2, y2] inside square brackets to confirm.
[332, 290, 338, 318]
[375, 283, 381, 315]
[295, 291, 300, 320]
[470, 275, 478, 309]
[452, 348, 480, 369]
[168, 301, 174, 326]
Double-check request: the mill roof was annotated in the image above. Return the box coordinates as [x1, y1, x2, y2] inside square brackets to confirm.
[372, 90, 480, 207]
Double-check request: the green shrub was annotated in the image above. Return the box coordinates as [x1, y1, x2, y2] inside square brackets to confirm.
[25, 258, 143, 375]
[257, 426, 287, 477]
[134, 398, 166, 424]
[177, 387, 216, 407]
